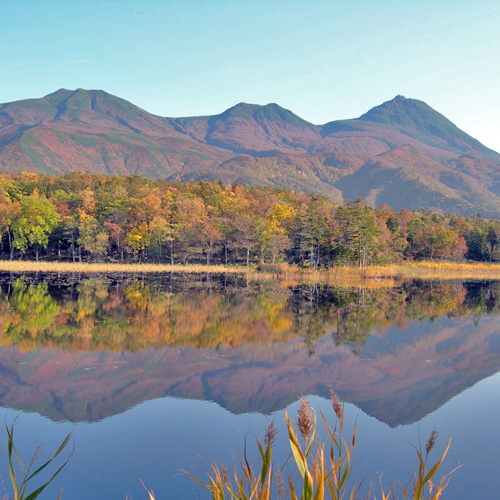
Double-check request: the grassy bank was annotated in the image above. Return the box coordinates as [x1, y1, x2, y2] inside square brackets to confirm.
[1, 259, 500, 283]
[278, 261, 500, 283]
[0, 260, 244, 275]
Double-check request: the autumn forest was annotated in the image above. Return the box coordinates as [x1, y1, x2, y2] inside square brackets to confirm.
[0, 171, 499, 267]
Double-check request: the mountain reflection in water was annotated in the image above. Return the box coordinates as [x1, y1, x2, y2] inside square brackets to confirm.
[0, 273, 499, 427]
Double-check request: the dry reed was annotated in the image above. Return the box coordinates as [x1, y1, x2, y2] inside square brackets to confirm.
[0, 260, 246, 275]
[186, 394, 454, 500]
[1, 259, 499, 286]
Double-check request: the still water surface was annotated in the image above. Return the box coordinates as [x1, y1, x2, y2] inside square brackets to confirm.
[0, 273, 499, 499]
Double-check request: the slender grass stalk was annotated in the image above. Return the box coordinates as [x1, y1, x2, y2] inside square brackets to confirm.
[398, 430, 457, 500]
[186, 396, 455, 500]
[5, 422, 73, 500]
[139, 478, 156, 500]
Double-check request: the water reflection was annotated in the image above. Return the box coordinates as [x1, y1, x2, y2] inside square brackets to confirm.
[0, 274, 499, 426]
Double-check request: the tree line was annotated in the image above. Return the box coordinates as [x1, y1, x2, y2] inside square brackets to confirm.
[0, 171, 499, 266]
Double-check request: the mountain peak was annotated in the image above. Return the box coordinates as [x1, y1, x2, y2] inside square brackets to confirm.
[359, 95, 433, 125]
[218, 102, 315, 130]
[3, 88, 178, 139]
[357, 96, 498, 159]
[392, 94, 409, 102]
[44, 87, 113, 104]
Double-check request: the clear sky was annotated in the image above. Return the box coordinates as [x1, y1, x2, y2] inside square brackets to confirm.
[2, 0, 499, 152]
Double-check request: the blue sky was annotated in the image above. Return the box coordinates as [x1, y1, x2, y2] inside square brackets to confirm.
[2, 0, 499, 151]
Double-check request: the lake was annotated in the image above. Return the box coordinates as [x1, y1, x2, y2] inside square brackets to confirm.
[0, 273, 499, 499]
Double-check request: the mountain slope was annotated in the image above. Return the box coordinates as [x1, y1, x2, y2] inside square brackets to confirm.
[334, 146, 500, 216]
[173, 102, 320, 155]
[358, 95, 499, 160]
[0, 89, 234, 176]
[0, 89, 499, 215]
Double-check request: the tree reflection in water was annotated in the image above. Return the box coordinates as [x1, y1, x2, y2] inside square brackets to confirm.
[0, 274, 499, 352]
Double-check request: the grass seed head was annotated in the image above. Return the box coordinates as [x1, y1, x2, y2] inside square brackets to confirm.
[219, 463, 230, 487]
[330, 389, 343, 420]
[426, 429, 438, 457]
[264, 421, 278, 448]
[297, 397, 313, 440]
[277, 469, 285, 499]
[312, 444, 320, 477]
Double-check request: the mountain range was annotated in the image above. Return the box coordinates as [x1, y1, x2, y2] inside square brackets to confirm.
[1, 88, 500, 215]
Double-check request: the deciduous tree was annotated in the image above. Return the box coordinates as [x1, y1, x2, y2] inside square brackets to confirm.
[11, 190, 60, 261]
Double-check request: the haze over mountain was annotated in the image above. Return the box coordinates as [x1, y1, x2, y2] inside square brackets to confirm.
[1, 89, 499, 215]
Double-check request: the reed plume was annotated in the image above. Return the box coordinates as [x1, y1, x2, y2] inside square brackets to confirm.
[297, 397, 314, 440]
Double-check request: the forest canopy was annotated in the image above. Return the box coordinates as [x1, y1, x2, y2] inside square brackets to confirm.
[0, 172, 498, 267]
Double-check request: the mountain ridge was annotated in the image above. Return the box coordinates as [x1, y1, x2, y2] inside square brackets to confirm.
[357, 95, 498, 159]
[1, 89, 499, 216]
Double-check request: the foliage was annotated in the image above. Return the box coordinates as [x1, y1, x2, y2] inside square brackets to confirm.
[1, 172, 500, 266]
[11, 189, 60, 260]
[78, 218, 109, 262]
[336, 198, 379, 268]
[125, 222, 151, 260]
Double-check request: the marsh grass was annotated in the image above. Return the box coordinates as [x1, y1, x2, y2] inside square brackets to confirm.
[258, 261, 500, 285]
[187, 395, 454, 500]
[398, 430, 454, 500]
[0, 260, 245, 275]
[2, 259, 500, 287]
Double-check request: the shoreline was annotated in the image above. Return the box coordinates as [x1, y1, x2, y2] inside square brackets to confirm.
[1, 260, 500, 283]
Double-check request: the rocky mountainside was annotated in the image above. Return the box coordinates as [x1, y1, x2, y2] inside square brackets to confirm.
[1, 89, 499, 215]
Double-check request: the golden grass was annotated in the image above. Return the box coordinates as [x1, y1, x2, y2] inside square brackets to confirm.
[1, 259, 500, 285]
[0, 260, 245, 275]
[252, 261, 500, 287]
[364, 261, 500, 280]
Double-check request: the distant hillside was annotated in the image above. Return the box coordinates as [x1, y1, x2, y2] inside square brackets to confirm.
[1, 89, 499, 216]
[358, 95, 499, 160]
[173, 102, 320, 155]
[0, 88, 233, 177]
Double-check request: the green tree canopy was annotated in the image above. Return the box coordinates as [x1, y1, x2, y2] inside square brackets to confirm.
[11, 189, 60, 260]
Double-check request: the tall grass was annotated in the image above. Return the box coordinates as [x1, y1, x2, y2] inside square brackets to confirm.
[187, 395, 455, 500]
[1, 259, 499, 284]
[2, 401, 454, 500]
[0, 260, 245, 275]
